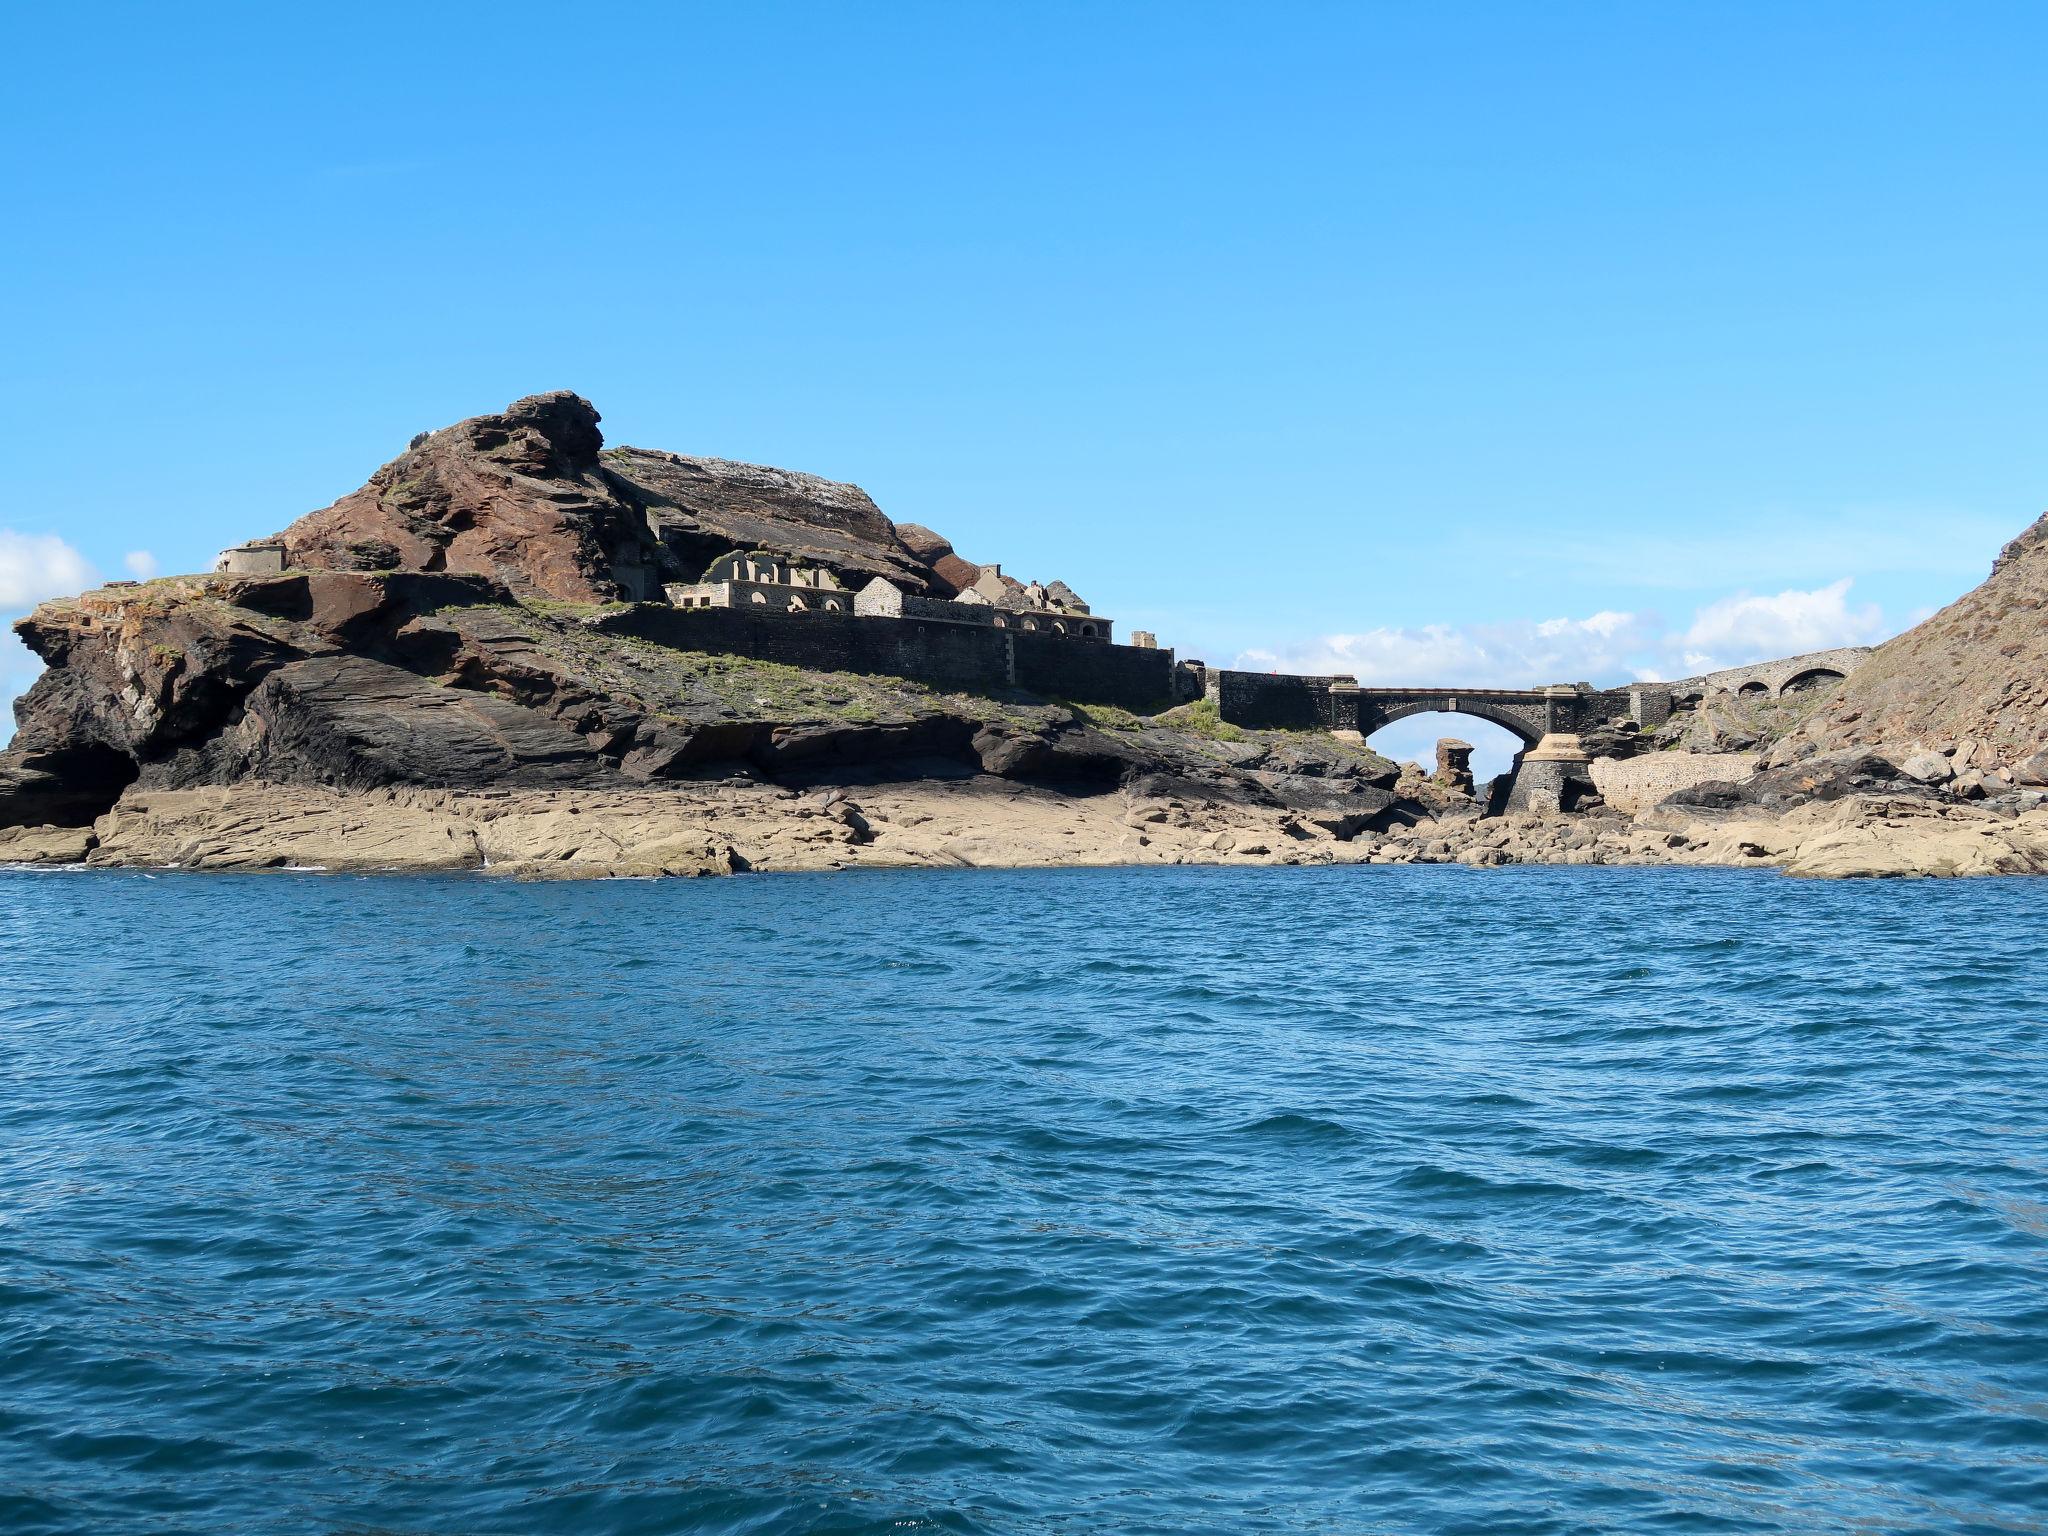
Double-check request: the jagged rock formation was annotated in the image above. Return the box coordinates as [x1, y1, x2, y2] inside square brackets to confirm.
[279, 393, 649, 601]
[276, 392, 952, 603]
[271, 389, 1111, 615]
[604, 448, 942, 596]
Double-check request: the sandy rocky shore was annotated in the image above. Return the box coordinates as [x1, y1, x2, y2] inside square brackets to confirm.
[9, 763, 2048, 880]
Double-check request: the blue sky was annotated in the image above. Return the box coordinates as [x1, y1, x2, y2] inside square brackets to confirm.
[4, 2, 2044, 772]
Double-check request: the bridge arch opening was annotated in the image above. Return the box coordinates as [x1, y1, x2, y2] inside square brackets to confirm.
[1365, 711, 1527, 788]
[1779, 667, 1845, 696]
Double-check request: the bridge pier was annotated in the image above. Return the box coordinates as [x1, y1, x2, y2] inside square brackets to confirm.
[1503, 733, 1596, 815]
[1327, 678, 1361, 741]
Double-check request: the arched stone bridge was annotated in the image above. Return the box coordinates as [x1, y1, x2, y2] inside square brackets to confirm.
[1338, 685, 1620, 747]
[1664, 646, 1873, 704]
[1208, 670, 1651, 741]
[1204, 646, 1876, 744]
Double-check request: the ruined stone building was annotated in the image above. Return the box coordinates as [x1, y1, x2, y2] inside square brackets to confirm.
[665, 550, 1114, 642]
[214, 540, 288, 577]
[853, 575, 1113, 642]
[664, 552, 853, 613]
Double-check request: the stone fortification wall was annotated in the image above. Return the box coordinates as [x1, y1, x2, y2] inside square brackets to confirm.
[1213, 671, 1347, 729]
[593, 605, 1176, 712]
[1664, 648, 1872, 701]
[1591, 752, 1761, 815]
[1215, 672, 1648, 737]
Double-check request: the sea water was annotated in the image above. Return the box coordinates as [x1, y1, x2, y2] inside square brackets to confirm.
[2, 865, 2044, 1534]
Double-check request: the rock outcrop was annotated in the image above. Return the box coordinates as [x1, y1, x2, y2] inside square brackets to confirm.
[604, 448, 943, 595]
[279, 392, 650, 602]
[275, 392, 959, 604]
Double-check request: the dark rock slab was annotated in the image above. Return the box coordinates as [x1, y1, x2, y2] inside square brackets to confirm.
[223, 656, 615, 790]
[1663, 752, 1924, 814]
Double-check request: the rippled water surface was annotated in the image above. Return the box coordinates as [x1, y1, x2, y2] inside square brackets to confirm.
[3, 865, 2047, 1534]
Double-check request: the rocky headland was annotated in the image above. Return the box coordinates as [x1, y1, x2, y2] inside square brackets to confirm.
[6, 391, 2046, 879]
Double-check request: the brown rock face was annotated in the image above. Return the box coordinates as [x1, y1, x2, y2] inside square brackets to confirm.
[603, 448, 940, 593]
[273, 390, 969, 603]
[929, 553, 983, 597]
[1777, 512, 2048, 768]
[893, 522, 955, 566]
[1433, 738, 1475, 795]
[279, 392, 654, 603]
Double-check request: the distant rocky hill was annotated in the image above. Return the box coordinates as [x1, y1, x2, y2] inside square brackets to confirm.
[272, 390, 1075, 612]
[275, 391, 950, 601]
[1767, 512, 2048, 782]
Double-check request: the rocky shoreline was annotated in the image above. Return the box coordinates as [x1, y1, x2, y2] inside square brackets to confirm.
[10, 763, 2048, 881]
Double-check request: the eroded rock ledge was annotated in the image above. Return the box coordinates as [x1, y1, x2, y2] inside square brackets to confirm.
[12, 768, 2048, 882]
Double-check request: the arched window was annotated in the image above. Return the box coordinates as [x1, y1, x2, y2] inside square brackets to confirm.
[1080, 624, 1096, 638]
[751, 591, 768, 605]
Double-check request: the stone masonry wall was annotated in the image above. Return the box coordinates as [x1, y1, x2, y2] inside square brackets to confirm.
[593, 605, 1176, 711]
[1590, 752, 1760, 815]
[1664, 647, 1873, 700]
[1214, 671, 1345, 729]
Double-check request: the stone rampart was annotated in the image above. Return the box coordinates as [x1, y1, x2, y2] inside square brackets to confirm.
[1214, 671, 1346, 729]
[1591, 752, 1760, 815]
[591, 605, 1177, 712]
[1663, 647, 1872, 701]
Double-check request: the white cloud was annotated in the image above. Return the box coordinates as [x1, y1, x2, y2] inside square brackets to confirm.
[0, 530, 95, 748]
[0, 531, 94, 610]
[1, 628, 41, 748]
[1237, 609, 1668, 689]
[1237, 578, 1892, 693]
[123, 550, 160, 580]
[1679, 578, 1884, 671]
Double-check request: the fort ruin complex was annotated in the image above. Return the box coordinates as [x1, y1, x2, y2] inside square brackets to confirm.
[213, 529, 1871, 813]
[664, 550, 1117, 642]
[207, 378, 1872, 822]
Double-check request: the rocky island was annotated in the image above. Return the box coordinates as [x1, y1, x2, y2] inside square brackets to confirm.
[5, 391, 2046, 878]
